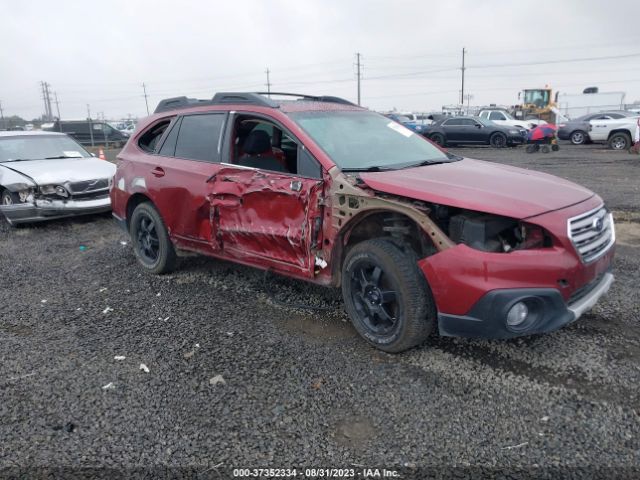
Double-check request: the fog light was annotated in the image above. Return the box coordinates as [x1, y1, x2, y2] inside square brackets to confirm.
[507, 302, 529, 327]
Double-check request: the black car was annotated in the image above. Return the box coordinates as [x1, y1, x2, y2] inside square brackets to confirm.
[557, 111, 633, 145]
[427, 116, 525, 148]
[44, 120, 129, 147]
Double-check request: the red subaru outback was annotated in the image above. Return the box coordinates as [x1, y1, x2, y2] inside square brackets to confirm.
[111, 92, 615, 352]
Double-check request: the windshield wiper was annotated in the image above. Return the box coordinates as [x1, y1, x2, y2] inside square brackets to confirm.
[399, 154, 463, 169]
[341, 166, 391, 172]
[1, 158, 33, 163]
[44, 155, 83, 159]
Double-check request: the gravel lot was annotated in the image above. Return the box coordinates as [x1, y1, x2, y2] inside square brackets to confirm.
[1, 144, 639, 477]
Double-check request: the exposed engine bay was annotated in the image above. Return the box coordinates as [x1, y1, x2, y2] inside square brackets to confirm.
[430, 204, 550, 252]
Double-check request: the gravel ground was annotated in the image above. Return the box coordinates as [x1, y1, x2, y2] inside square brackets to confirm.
[0, 144, 639, 478]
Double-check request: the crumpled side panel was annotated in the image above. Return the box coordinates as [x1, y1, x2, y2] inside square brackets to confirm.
[208, 168, 322, 275]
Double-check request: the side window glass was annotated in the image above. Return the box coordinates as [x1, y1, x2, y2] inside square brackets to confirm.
[138, 119, 173, 153]
[297, 145, 322, 179]
[174, 113, 225, 162]
[158, 118, 181, 156]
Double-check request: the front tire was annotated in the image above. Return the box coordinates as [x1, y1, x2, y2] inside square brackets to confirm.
[430, 133, 446, 147]
[489, 132, 507, 148]
[341, 238, 436, 353]
[130, 202, 177, 274]
[609, 132, 631, 151]
[1, 189, 18, 205]
[570, 130, 587, 145]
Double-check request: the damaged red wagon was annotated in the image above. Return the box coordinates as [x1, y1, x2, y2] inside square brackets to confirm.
[110, 92, 615, 352]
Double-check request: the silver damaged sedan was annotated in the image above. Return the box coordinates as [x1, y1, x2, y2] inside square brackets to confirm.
[0, 131, 117, 225]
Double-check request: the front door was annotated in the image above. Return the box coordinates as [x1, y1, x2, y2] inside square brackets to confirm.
[208, 166, 323, 278]
[207, 113, 324, 278]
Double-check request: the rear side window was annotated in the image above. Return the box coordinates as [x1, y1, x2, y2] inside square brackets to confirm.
[138, 119, 173, 153]
[174, 113, 225, 162]
[444, 119, 463, 126]
[489, 112, 505, 120]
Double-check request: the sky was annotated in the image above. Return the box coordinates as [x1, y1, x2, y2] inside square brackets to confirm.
[2, 0, 640, 121]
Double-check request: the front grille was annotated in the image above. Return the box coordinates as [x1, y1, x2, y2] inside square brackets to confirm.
[568, 205, 615, 263]
[68, 178, 109, 194]
[568, 272, 606, 305]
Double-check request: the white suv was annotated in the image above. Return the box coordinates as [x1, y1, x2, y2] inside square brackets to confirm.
[589, 116, 640, 150]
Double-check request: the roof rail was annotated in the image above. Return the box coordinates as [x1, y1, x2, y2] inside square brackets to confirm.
[211, 92, 278, 108]
[154, 91, 357, 114]
[154, 96, 213, 113]
[254, 92, 356, 106]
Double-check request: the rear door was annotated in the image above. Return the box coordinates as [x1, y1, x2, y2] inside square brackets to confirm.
[147, 112, 228, 251]
[442, 118, 464, 142]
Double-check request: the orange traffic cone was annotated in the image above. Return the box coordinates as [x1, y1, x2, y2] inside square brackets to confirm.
[98, 148, 106, 160]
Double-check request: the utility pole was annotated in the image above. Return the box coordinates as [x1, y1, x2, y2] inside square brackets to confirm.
[460, 47, 466, 106]
[265, 68, 271, 96]
[142, 83, 150, 115]
[87, 104, 95, 147]
[355, 52, 362, 106]
[54, 92, 61, 119]
[0, 100, 4, 130]
[41, 81, 53, 121]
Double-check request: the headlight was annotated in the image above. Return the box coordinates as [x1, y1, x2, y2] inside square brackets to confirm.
[40, 185, 69, 198]
[509, 129, 520, 135]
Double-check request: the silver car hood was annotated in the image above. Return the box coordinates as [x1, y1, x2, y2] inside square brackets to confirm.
[2, 158, 116, 185]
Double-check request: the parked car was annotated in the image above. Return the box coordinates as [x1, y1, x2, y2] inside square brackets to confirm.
[557, 111, 633, 145]
[111, 92, 615, 352]
[427, 116, 526, 147]
[44, 120, 129, 147]
[384, 113, 430, 135]
[478, 109, 544, 129]
[0, 131, 116, 225]
[588, 115, 640, 150]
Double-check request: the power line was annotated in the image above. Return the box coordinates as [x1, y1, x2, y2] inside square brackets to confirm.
[469, 52, 640, 69]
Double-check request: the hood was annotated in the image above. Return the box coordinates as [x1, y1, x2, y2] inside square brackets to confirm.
[0, 158, 116, 186]
[359, 158, 594, 219]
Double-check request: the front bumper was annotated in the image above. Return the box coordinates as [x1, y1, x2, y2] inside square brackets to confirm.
[507, 134, 525, 145]
[438, 272, 614, 339]
[0, 195, 111, 225]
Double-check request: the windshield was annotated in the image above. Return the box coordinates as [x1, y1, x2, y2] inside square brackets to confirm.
[0, 135, 91, 162]
[524, 89, 550, 108]
[290, 111, 451, 170]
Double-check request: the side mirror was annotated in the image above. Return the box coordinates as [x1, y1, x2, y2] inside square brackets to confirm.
[475, 123, 482, 128]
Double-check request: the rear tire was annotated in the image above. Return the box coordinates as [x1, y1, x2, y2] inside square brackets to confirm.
[341, 238, 436, 353]
[489, 132, 507, 148]
[130, 202, 177, 274]
[609, 132, 631, 151]
[570, 130, 587, 145]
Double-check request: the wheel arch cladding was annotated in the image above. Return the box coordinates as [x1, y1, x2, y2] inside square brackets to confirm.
[126, 193, 154, 229]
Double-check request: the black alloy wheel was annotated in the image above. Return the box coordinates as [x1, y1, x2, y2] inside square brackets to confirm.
[342, 238, 435, 352]
[130, 202, 177, 274]
[490, 132, 507, 148]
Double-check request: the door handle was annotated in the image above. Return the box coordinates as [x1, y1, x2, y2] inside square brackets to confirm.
[151, 167, 165, 177]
